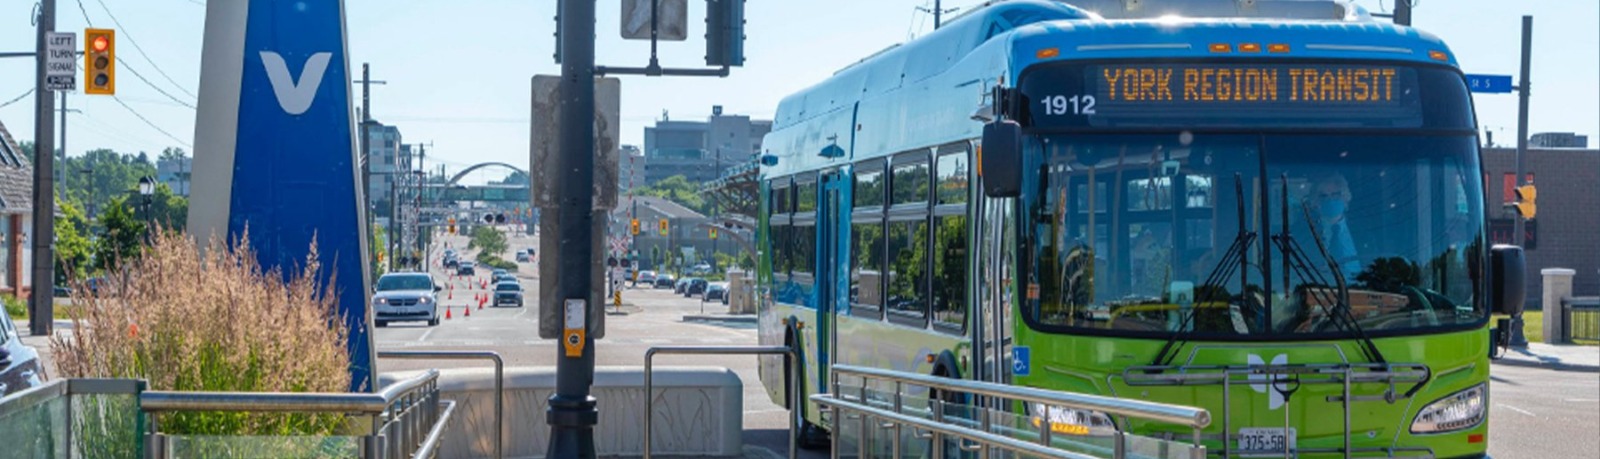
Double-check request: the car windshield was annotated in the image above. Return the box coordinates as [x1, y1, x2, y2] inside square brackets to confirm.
[377, 274, 433, 291]
[1021, 133, 1485, 339]
[496, 283, 519, 291]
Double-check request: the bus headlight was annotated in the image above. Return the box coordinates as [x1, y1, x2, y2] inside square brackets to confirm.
[1030, 403, 1117, 436]
[1411, 383, 1485, 434]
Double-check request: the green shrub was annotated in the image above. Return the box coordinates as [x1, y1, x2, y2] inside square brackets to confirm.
[476, 253, 518, 271]
[51, 230, 352, 437]
[2, 293, 23, 318]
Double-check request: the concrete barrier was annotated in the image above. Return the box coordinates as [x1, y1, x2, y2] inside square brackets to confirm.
[380, 366, 742, 458]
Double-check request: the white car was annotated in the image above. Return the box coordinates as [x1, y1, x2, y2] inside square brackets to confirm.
[372, 272, 442, 327]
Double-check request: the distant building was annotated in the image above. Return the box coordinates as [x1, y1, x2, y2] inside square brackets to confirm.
[366, 121, 403, 219]
[642, 106, 771, 185]
[0, 119, 34, 299]
[1529, 132, 1589, 148]
[610, 195, 731, 273]
[1481, 147, 1600, 307]
[157, 155, 192, 196]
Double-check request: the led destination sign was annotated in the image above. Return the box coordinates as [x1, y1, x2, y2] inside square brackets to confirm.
[1021, 63, 1433, 128]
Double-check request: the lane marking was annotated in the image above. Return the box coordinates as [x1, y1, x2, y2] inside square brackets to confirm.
[417, 327, 436, 343]
[1495, 403, 1537, 417]
[1561, 398, 1599, 403]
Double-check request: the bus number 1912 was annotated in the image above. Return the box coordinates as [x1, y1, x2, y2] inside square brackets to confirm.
[1041, 94, 1096, 116]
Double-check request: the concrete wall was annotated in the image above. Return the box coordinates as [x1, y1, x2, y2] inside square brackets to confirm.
[380, 366, 742, 459]
[1482, 148, 1600, 307]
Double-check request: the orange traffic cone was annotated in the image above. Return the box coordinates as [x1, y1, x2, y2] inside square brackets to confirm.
[464, 305, 471, 317]
[448, 289, 453, 300]
[445, 306, 452, 320]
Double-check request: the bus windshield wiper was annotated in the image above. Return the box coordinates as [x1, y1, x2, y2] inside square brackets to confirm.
[1150, 174, 1256, 367]
[1274, 179, 1386, 364]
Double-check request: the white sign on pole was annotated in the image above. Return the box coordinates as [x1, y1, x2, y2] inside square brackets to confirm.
[620, 0, 688, 41]
[45, 32, 77, 91]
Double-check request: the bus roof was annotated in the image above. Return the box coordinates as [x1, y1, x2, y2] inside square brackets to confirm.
[759, 0, 1460, 179]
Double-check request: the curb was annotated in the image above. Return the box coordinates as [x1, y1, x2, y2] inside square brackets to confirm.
[683, 314, 758, 324]
[1491, 354, 1600, 373]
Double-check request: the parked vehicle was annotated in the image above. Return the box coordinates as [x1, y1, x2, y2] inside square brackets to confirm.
[636, 270, 657, 286]
[493, 281, 525, 307]
[684, 278, 708, 297]
[0, 312, 44, 396]
[688, 263, 713, 275]
[515, 251, 531, 263]
[704, 282, 729, 303]
[372, 272, 442, 327]
[456, 261, 476, 276]
[653, 274, 676, 289]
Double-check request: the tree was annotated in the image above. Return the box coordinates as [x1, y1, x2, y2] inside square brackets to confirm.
[158, 147, 188, 163]
[468, 225, 508, 258]
[148, 183, 188, 232]
[636, 175, 711, 214]
[54, 199, 93, 282]
[93, 196, 148, 272]
[60, 149, 158, 218]
[18, 141, 33, 165]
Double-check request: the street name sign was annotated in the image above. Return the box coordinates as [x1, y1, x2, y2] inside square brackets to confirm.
[1465, 74, 1513, 94]
[45, 32, 76, 91]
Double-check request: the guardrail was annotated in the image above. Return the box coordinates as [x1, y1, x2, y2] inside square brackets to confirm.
[643, 345, 799, 459]
[378, 350, 505, 459]
[141, 369, 453, 459]
[1563, 296, 1600, 342]
[815, 364, 1211, 459]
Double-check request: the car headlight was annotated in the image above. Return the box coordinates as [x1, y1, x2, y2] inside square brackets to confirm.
[1411, 383, 1485, 434]
[373, 297, 388, 305]
[418, 297, 432, 305]
[1030, 403, 1118, 436]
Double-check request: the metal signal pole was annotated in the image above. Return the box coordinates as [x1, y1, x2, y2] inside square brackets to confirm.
[1513, 16, 1532, 250]
[548, 0, 599, 456]
[28, 0, 57, 336]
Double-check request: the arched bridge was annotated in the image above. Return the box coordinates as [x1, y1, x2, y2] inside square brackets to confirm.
[422, 162, 532, 203]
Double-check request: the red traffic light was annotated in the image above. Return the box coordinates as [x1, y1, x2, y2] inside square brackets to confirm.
[92, 36, 109, 52]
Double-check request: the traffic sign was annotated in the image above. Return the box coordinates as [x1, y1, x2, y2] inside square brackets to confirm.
[44, 32, 76, 91]
[1465, 74, 1513, 94]
[1012, 346, 1031, 376]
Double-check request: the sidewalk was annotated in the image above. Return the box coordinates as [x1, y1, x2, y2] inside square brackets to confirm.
[1494, 342, 1600, 372]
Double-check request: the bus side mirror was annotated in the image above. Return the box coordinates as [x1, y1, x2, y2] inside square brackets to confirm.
[1489, 244, 1526, 316]
[981, 120, 1023, 198]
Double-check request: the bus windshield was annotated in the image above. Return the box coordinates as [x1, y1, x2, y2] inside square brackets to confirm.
[1020, 133, 1487, 339]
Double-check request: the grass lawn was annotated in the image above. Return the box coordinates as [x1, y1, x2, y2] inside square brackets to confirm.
[1508, 311, 1599, 346]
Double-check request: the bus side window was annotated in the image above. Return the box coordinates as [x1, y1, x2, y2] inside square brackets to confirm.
[933, 146, 970, 332]
[852, 160, 887, 319]
[888, 151, 932, 326]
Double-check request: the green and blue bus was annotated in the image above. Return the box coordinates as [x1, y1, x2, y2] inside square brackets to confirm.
[756, 1, 1525, 457]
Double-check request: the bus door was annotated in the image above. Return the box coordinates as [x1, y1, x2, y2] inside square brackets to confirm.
[815, 170, 849, 396]
[977, 194, 1016, 386]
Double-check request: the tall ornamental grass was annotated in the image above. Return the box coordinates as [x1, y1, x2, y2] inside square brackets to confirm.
[51, 230, 354, 437]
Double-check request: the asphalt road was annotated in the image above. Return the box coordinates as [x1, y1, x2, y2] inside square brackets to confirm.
[377, 231, 821, 458]
[373, 230, 1594, 459]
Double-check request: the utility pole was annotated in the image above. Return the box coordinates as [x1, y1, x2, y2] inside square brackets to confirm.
[355, 63, 386, 269]
[1513, 16, 1532, 252]
[28, 0, 57, 336]
[549, 0, 599, 455]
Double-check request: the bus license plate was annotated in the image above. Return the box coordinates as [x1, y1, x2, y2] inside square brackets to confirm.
[1237, 427, 1295, 456]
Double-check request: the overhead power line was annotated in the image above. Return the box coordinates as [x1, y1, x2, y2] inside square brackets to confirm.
[74, 0, 197, 109]
[93, 0, 199, 100]
[111, 96, 192, 148]
[0, 88, 35, 109]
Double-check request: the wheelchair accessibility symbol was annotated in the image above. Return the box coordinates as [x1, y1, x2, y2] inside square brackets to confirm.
[1011, 346, 1031, 376]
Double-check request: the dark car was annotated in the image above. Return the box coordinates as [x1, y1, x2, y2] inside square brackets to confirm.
[443, 254, 459, 269]
[1, 310, 45, 396]
[704, 282, 729, 303]
[683, 278, 708, 297]
[494, 281, 525, 307]
[653, 274, 676, 289]
[456, 261, 476, 276]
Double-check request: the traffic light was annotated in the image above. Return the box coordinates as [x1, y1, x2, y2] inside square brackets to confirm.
[483, 213, 494, 224]
[709, 227, 718, 239]
[705, 0, 746, 67]
[658, 218, 670, 235]
[84, 28, 115, 95]
[1512, 185, 1537, 219]
[495, 213, 507, 224]
[448, 217, 457, 234]
[630, 218, 641, 235]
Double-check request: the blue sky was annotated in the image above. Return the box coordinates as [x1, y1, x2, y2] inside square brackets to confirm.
[0, 0, 1594, 183]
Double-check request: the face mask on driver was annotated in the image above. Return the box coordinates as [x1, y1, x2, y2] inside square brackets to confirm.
[1319, 197, 1347, 220]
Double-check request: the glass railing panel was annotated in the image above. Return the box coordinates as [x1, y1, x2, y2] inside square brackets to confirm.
[70, 392, 143, 458]
[0, 384, 70, 458]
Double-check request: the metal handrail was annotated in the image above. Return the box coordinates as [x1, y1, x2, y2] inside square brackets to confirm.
[378, 350, 504, 459]
[141, 369, 440, 414]
[810, 393, 1102, 459]
[833, 364, 1211, 429]
[643, 345, 798, 459]
[412, 400, 458, 459]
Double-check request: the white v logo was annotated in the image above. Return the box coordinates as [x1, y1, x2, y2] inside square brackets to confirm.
[1248, 353, 1290, 410]
[260, 51, 332, 115]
